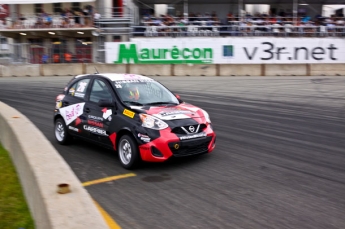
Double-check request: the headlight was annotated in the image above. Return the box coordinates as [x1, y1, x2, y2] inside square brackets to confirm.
[201, 109, 211, 123]
[139, 114, 168, 130]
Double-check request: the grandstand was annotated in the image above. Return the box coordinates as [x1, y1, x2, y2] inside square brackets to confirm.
[133, 0, 345, 37]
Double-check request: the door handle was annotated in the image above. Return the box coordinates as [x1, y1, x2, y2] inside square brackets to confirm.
[85, 108, 90, 113]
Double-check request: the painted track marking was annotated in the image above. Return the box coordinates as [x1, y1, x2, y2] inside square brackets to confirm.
[93, 200, 122, 229]
[82, 173, 136, 187]
[83, 173, 137, 229]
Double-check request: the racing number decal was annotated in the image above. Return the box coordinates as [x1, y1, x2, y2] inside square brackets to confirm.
[77, 81, 88, 92]
[123, 109, 135, 118]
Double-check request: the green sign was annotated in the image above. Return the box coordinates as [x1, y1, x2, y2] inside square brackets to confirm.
[114, 44, 213, 64]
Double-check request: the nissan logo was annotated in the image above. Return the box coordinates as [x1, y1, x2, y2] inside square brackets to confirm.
[189, 126, 195, 133]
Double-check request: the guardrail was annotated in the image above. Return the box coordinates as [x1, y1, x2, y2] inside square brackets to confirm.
[0, 101, 108, 229]
[1, 15, 95, 29]
[132, 25, 345, 37]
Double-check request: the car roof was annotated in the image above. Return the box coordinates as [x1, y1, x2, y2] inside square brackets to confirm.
[75, 73, 153, 82]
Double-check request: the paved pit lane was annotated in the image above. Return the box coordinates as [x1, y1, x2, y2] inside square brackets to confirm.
[0, 76, 344, 229]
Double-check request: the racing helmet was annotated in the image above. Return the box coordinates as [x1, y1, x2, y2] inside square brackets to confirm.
[128, 85, 140, 100]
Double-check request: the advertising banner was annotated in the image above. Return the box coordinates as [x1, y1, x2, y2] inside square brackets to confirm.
[105, 38, 345, 64]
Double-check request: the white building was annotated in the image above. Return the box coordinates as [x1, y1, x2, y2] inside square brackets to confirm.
[0, 0, 137, 63]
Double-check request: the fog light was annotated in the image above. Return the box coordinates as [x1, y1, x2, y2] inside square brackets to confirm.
[151, 147, 163, 157]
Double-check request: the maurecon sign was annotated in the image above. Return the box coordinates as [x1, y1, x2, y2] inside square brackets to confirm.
[106, 42, 212, 64]
[105, 38, 345, 64]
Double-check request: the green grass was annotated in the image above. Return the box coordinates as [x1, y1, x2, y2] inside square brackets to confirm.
[0, 143, 35, 229]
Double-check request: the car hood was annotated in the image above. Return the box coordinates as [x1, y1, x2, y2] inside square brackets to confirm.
[130, 103, 204, 121]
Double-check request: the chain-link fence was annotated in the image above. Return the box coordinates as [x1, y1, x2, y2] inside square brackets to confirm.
[3, 41, 94, 64]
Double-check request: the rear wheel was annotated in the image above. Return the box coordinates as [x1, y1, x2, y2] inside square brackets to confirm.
[118, 135, 140, 169]
[54, 118, 71, 145]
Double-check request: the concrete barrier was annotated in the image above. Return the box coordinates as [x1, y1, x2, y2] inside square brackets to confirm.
[129, 64, 171, 76]
[41, 64, 83, 76]
[310, 64, 345, 76]
[220, 64, 262, 76]
[0, 64, 40, 77]
[2, 63, 345, 77]
[85, 63, 127, 74]
[265, 64, 307, 76]
[173, 64, 216, 76]
[0, 101, 108, 229]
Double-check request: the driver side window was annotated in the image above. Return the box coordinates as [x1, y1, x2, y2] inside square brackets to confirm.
[68, 78, 90, 99]
[89, 79, 113, 103]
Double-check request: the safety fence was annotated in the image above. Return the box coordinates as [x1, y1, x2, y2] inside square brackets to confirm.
[2, 42, 93, 64]
[0, 7, 134, 30]
[2, 15, 95, 29]
[132, 25, 345, 37]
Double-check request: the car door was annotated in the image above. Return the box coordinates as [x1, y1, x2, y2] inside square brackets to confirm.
[62, 77, 91, 138]
[84, 77, 116, 146]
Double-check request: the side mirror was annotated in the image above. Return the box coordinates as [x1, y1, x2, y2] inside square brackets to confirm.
[175, 94, 183, 103]
[98, 99, 114, 107]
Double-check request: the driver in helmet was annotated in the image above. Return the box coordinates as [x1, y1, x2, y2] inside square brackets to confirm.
[127, 85, 140, 101]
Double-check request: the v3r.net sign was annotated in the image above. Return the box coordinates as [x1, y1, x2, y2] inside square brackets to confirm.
[105, 38, 345, 64]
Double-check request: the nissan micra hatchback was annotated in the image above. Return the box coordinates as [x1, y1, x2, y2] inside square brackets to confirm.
[54, 73, 216, 169]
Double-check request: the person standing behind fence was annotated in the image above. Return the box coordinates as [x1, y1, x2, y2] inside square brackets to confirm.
[53, 54, 60, 63]
[45, 14, 52, 28]
[73, 10, 80, 27]
[94, 11, 101, 28]
[83, 6, 90, 26]
[64, 52, 72, 63]
[42, 53, 48, 64]
[79, 10, 85, 27]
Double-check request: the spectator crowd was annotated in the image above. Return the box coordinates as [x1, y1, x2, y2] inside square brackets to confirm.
[0, 6, 101, 29]
[138, 11, 345, 37]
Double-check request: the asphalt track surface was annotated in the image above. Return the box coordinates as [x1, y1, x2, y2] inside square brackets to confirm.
[0, 76, 345, 229]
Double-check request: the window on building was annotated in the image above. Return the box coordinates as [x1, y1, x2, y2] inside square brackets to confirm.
[34, 4, 43, 14]
[0, 37, 8, 50]
[28, 38, 43, 45]
[53, 3, 62, 13]
[72, 2, 81, 11]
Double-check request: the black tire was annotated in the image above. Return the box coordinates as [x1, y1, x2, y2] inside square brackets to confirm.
[117, 134, 140, 169]
[54, 118, 71, 145]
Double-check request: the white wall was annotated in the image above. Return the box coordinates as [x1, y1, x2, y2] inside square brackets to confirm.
[19, 4, 34, 15]
[245, 4, 270, 15]
[322, 5, 345, 17]
[154, 4, 167, 17]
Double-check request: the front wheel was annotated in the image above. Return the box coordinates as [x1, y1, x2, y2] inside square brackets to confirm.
[118, 135, 140, 169]
[54, 118, 71, 145]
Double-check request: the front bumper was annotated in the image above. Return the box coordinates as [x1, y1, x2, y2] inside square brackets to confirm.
[138, 124, 216, 162]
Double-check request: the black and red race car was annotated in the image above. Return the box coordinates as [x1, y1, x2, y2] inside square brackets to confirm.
[54, 73, 216, 169]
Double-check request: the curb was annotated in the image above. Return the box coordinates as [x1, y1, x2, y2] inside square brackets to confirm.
[0, 101, 109, 229]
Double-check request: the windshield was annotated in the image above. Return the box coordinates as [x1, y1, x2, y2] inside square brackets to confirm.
[114, 80, 179, 106]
